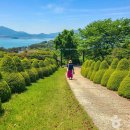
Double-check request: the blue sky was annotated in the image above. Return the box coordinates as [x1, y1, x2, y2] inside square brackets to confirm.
[0, 0, 130, 34]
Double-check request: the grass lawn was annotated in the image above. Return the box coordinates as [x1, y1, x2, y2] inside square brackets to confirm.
[0, 68, 97, 130]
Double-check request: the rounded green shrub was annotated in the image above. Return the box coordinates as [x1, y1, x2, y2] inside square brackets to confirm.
[37, 68, 44, 78]
[32, 59, 39, 68]
[32, 68, 39, 80]
[84, 60, 93, 77]
[101, 58, 119, 86]
[42, 67, 50, 77]
[39, 60, 45, 67]
[118, 72, 130, 98]
[93, 60, 109, 84]
[13, 56, 24, 72]
[20, 71, 31, 86]
[0, 99, 2, 112]
[107, 58, 129, 91]
[22, 58, 31, 69]
[3, 73, 26, 93]
[81, 60, 89, 76]
[0, 56, 17, 73]
[0, 80, 11, 102]
[90, 60, 101, 81]
[87, 61, 95, 79]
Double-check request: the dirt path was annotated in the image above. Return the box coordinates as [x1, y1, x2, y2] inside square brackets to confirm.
[66, 67, 130, 130]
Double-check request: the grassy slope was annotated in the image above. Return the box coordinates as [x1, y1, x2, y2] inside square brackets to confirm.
[0, 69, 97, 130]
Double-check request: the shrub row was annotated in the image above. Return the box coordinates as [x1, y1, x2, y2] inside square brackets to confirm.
[81, 58, 130, 99]
[0, 55, 58, 104]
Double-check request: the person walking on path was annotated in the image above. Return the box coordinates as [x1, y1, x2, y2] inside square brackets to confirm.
[67, 60, 74, 80]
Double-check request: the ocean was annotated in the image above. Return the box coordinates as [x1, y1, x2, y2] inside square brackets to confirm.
[0, 38, 53, 48]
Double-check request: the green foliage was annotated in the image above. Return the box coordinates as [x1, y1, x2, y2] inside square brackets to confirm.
[110, 58, 119, 69]
[99, 60, 109, 69]
[93, 60, 109, 84]
[22, 58, 31, 69]
[107, 59, 129, 91]
[79, 18, 130, 60]
[0, 80, 11, 102]
[39, 60, 45, 67]
[3, 73, 26, 93]
[90, 60, 101, 81]
[37, 68, 44, 78]
[13, 56, 24, 72]
[32, 59, 39, 68]
[20, 72, 31, 86]
[87, 61, 95, 79]
[107, 71, 128, 91]
[84, 60, 93, 77]
[0, 56, 17, 73]
[101, 58, 119, 86]
[27, 69, 38, 82]
[118, 73, 130, 99]
[116, 58, 129, 71]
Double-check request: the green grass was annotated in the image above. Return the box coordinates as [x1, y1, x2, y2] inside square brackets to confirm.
[0, 68, 97, 130]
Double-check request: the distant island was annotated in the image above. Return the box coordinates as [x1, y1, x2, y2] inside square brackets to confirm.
[0, 26, 59, 39]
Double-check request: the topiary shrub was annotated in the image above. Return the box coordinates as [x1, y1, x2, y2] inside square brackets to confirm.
[81, 60, 89, 76]
[0, 56, 17, 73]
[90, 60, 101, 81]
[13, 56, 24, 72]
[22, 58, 31, 69]
[107, 58, 129, 91]
[118, 72, 130, 99]
[20, 71, 31, 86]
[84, 60, 93, 77]
[37, 68, 44, 78]
[39, 60, 45, 67]
[3, 73, 26, 93]
[32, 59, 39, 68]
[101, 58, 119, 86]
[93, 60, 109, 84]
[87, 61, 95, 79]
[0, 80, 11, 102]
[0, 99, 2, 112]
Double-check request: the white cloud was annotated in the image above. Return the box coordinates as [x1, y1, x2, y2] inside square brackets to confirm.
[42, 4, 64, 14]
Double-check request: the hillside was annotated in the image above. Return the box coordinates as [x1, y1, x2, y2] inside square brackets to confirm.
[0, 26, 59, 39]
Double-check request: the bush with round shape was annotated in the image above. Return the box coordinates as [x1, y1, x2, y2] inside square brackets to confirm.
[32, 68, 39, 80]
[84, 60, 93, 77]
[87, 61, 95, 79]
[0, 99, 2, 112]
[22, 58, 31, 69]
[107, 58, 129, 91]
[90, 60, 101, 81]
[32, 59, 39, 68]
[13, 56, 24, 72]
[39, 60, 45, 67]
[81, 60, 89, 76]
[20, 71, 31, 86]
[37, 68, 44, 78]
[101, 58, 119, 86]
[3, 73, 26, 93]
[0, 80, 11, 102]
[118, 72, 130, 99]
[93, 60, 109, 84]
[0, 56, 17, 73]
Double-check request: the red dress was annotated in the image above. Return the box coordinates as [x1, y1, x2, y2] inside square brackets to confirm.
[67, 63, 73, 78]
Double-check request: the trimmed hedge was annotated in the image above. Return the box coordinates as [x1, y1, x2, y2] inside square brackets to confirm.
[20, 72, 31, 86]
[32, 59, 39, 68]
[22, 58, 31, 69]
[118, 72, 130, 99]
[90, 60, 101, 81]
[27, 69, 38, 82]
[87, 61, 95, 79]
[101, 58, 119, 86]
[13, 56, 24, 72]
[0, 80, 11, 102]
[0, 56, 17, 73]
[107, 58, 129, 91]
[93, 60, 109, 84]
[0, 100, 1, 112]
[3, 73, 26, 93]
[39, 60, 45, 67]
[84, 60, 93, 77]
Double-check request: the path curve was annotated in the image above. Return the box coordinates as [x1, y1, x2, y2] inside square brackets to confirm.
[67, 67, 130, 130]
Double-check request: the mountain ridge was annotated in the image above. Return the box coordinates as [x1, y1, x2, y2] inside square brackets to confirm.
[0, 26, 59, 39]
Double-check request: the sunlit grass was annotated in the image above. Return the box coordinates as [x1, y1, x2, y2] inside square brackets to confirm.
[0, 68, 97, 130]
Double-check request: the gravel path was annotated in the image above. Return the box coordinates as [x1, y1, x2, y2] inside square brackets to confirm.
[67, 67, 130, 130]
